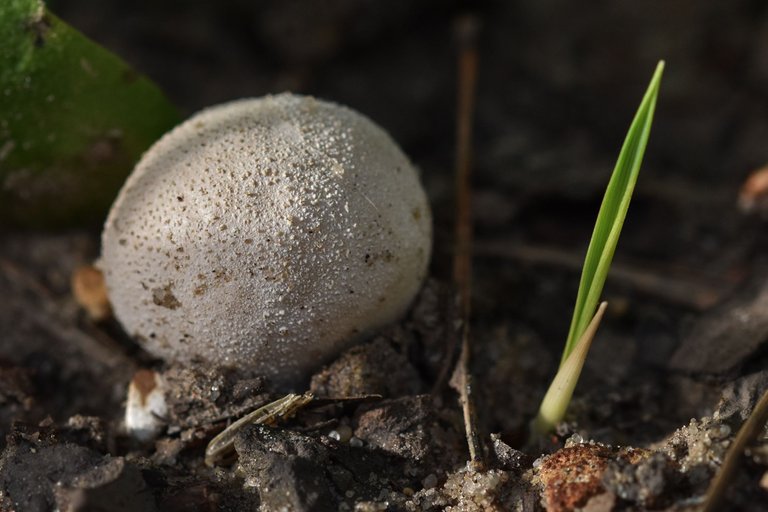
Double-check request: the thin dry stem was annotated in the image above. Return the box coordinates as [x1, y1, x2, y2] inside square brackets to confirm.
[474, 240, 726, 311]
[702, 388, 768, 512]
[451, 14, 484, 471]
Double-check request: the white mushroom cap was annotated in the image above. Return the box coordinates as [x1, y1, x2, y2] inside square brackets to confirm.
[100, 94, 431, 384]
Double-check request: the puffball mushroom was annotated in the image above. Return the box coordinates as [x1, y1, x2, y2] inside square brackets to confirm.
[100, 93, 431, 384]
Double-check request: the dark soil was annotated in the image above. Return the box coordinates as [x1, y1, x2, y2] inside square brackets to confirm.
[2, 1, 768, 510]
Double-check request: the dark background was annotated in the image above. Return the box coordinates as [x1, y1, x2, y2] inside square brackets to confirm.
[49, 0, 768, 257]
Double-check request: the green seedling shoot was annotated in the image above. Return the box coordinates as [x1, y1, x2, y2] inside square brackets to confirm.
[532, 61, 665, 436]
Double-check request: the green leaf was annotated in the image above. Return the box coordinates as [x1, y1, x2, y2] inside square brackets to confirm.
[0, 0, 180, 228]
[561, 61, 664, 365]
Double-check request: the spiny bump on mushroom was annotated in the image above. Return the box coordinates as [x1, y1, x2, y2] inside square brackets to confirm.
[100, 93, 432, 385]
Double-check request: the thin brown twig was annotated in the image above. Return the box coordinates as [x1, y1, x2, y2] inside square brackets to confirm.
[701, 388, 768, 512]
[474, 240, 729, 311]
[451, 14, 484, 471]
[430, 302, 461, 395]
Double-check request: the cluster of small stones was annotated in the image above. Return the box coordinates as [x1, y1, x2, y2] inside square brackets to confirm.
[100, 94, 431, 383]
[399, 466, 528, 511]
[657, 416, 733, 487]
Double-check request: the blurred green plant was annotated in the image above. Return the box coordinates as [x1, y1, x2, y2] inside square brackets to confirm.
[532, 61, 665, 436]
[0, 0, 180, 228]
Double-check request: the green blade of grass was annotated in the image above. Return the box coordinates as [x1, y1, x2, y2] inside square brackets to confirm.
[561, 61, 664, 365]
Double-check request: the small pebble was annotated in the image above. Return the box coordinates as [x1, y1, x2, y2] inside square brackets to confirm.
[125, 369, 167, 442]
[329, 425, 353, 442]
[422, 473, 438, 489]
[565, 433, 585, 447]
[706, 423, 731, 441]
[336, 425, 353, 442]
[349, 436, 364, 448]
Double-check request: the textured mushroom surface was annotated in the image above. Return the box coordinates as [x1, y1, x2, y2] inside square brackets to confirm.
[100, 94, 431, 384]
